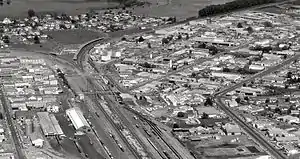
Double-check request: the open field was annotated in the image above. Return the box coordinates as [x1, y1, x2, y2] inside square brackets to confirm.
[0, 0, 233, 20]
[45, 30, 106, 45]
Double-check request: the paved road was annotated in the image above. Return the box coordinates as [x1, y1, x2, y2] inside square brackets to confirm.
[215, 98, 286, 159]
[212, 54, 300, 159]
[213, 53, 300, 97]
[0, 87, 25, 159]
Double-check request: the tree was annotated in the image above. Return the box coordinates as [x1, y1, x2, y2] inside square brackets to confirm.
[28, 9, 36, 18]
[198, 42, 206, 48]
[198, 0, 276, 17]
[177, 34, 182, 40]
[237, 22, 243, 28]
[223, 67, 231, 72]
[173, 123, 179, 129]
[2, 35, 9, 44]
[161, 38, 169, 45]
[138, 36, 144, 42]
[59, 24, 67, 30]
[206, 45, 218, 55]
[202, 112, 209, 119]
[204, 97, 213, 106]
[287, 72, 293, 78]
[34, 35, 40, 44]
[121, 36, 127, 41]
[263, 21, 273, 28]
[177, 112, 185, 118]
[186, 33, 189, 40]
[235, 97, 241, 103]
[265, 98, 270, 103]
[246, 26, 254, 34]
[274, 107, 282, 114]
[191, 72, 197, 78]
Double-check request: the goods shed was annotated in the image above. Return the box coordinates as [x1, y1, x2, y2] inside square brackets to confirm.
[66, 107, 90, 132]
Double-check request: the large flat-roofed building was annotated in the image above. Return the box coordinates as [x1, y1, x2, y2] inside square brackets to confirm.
[36, 112, 64, 137]
[66, 107, 90, 132]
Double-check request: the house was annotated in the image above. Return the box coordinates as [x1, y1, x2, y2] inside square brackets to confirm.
[267, 127, 288, 138]
[0, 134, 5, 143]
[29, 130, 44, 148]
[211, 72, 241, 81]
[195, 107, 224, 118]
[236, 87, 264, 96]
[277, 115, 300, 124]
[31, 138, 44, 148]
[226, 100, 238, 107]
[249, 64, 265, 71]
[222, 123, 242, 135]
[275, 136, 300, 143]
[11, 102, 26, 110]
[119, 93, 134, 102]
[252, 119, 274, 130]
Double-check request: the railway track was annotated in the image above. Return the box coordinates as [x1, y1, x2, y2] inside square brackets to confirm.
[86, 78, 142, 159]
[126, 107, 186, 159]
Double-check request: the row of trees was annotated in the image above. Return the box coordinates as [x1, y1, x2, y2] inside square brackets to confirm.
[108, 0, 148, 7]
[198, 0, 277, 17]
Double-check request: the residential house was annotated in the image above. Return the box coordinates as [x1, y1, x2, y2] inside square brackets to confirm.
[277, 115, 300, 124]
[222, 123, 242, 136]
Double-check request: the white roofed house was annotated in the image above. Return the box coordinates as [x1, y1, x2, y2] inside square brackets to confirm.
[66, 107, 90, 132]
[235, 87, 264, 96]
[20, 58, 46, 65]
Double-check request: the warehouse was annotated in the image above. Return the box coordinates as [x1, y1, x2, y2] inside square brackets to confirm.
[66, 107, 90, 132]
[37, 112, 64, 137]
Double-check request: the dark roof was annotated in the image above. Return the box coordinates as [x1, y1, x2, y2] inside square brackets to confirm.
[15, 110, 37, 119]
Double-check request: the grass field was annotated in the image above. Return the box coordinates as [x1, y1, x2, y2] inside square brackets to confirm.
[45, 29, 106, 45]
[256, 6, 285, 14]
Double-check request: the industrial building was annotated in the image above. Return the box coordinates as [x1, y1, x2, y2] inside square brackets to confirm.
[66, 107, 90, 132]
[36, 112, 64, 137]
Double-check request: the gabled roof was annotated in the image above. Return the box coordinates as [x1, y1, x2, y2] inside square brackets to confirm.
[66, 107, 89, 130]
